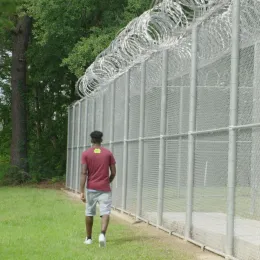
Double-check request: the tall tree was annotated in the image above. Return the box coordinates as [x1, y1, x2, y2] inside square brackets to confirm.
[10, 14, 31, 172]
[0, 0, 152, 183]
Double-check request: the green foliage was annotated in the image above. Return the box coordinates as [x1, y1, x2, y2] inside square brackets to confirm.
[62, 29, 118, 77]
[63, 0, 151, 76]
[0, 155, 9, 181]
[0, 0, 152, 184]
[124, 0, 151, 19]
[0, 0, 16, 31]
[0, 166, 31, 185]
[51, 175, 65, 183]
[0, 52, 11, 180]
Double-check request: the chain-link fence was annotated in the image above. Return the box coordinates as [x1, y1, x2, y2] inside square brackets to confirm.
[66, 1, 260, 259]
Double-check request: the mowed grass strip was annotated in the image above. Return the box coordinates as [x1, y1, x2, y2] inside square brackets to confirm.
[0, 187, 193, 260]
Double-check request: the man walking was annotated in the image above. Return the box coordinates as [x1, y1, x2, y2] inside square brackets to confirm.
[80, 131, 116, 247]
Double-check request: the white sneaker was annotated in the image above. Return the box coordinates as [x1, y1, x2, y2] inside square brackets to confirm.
[99, 233, 106, 247]
[84, 238, 92, 245]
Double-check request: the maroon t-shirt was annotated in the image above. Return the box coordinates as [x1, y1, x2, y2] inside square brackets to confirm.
[81, 147, 116, 192]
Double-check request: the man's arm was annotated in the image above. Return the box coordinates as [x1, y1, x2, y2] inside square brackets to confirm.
[109, 164, 116, 183]
[80, 164, 87, 202]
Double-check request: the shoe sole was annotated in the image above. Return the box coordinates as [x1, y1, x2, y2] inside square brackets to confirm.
[99, 241, 106, 247]
[84, 240, 93, 245]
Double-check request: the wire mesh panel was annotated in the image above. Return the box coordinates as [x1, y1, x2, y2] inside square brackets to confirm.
[166, 86, 180, 135]
[167, 35, 192, 84]
[196, 84, 230, 131]
[129, 66, 141, 140]
[114, 76, 125, 142]
[181, 85, 190, 134]
[141, 140, 160, 224]
[164, 50, 190, 233]
[86, 99, 94, 146]
[167, 80, 190, 135]
[234, 42, 260, 260]
[167, 38, 191, 136]
[234, 129, 260, 260]
[102, 90, 111, 143]
[192, 133, 228, 253]
[250, 42, 260, 221]
[196, 15, 231, 131]
[163, 137, 188, 236]
[240, 1, 260, 48]
[144, 88, 161, 137]
[237, 46, 254, 126]
[144, 53, 162, 137]
[126, 141, 139, 213]
[196, 5, 231, 67]
[196, 66, 230, 131]
[111, 142, 124, 208]
[94, 95, 102, 132]
[146, 52, 163, 90]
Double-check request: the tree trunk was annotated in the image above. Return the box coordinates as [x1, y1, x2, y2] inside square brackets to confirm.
[10, 15, 31, 172]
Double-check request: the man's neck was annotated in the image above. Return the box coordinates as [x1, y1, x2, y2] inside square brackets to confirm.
[92, 144, 101, 148]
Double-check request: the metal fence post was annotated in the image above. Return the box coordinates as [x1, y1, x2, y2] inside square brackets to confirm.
[76, 102, 81, 192]
[100, 93, 104, 132]
[109, 82, 116, 191]
[177, 86, 184, 198]
[137, 62, 146, 217]
[83, 99, 88, 148]
[82, 99, 87, 196]
[226, 0, 240, 256]
[185, 24, 198, 239]
[109, 82, 115, 152]
[157, 50, 168, 226]
[70, 105, 76, 190]
[122, 71, 130, 210]
[66, 106, 72, 189]
[250, 42, 260, 215]
[92, 98, 96, 130]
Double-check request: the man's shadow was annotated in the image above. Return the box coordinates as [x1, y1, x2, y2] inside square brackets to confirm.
[108, 236, 158, 245]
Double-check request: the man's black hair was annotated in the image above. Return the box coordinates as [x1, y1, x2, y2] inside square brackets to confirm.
[90, 131, 103, 144]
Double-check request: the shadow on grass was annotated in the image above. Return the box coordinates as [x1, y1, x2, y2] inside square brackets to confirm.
[109, 235, 158, 245]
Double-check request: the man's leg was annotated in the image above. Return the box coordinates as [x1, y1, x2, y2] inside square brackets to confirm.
[84, 191, 97, 244]
[98, 192, 112, 247]
[86, 216, 94, 239]
[101, 214, 110, 235]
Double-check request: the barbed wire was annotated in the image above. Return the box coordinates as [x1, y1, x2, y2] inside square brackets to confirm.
[76, 0, 236, 98]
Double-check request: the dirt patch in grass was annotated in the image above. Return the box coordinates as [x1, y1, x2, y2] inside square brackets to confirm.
[26, 180, 65, 190]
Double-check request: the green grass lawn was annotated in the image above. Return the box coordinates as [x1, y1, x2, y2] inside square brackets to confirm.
[0, 187, 193, 260]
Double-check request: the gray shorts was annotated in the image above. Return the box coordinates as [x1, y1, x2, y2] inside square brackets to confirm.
[86, 190, 112, 217]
